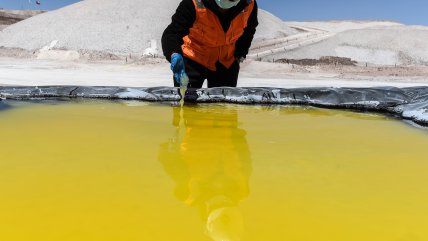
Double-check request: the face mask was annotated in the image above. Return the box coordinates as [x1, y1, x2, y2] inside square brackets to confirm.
[215, 0, 240, 9]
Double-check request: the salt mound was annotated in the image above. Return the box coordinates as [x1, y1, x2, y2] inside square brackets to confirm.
[0, 0, 296, 55]
[0, 0, 178, 55]
[0, 9, 44, 30]
[271, 25, 428, 66]
[255, 10, 300, 39]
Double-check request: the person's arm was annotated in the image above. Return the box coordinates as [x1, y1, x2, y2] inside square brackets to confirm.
[234, 0, 259, 60]
[161, 0, 196, 62]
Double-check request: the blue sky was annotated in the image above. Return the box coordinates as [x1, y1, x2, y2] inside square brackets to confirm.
[1, 0, 427, 25]
[257, 0, 428, 25]
[0, 0, 78, 11]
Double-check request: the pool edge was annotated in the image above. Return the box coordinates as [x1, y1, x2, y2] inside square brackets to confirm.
[1, 85, 427, 127]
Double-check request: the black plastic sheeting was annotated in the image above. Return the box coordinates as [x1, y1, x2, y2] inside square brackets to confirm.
[1, 85, 427, 126]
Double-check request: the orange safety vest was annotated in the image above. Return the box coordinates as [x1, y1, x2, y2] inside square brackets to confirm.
[182, 0, 254, 71]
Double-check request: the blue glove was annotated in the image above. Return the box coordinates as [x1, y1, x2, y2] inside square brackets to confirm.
[171, 53, 186, 84]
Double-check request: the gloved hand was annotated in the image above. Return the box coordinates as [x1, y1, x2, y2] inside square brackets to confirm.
[171, 53, 186, 84]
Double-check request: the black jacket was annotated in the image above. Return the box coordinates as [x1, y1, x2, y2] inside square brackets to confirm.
[162, 0, 258, 62]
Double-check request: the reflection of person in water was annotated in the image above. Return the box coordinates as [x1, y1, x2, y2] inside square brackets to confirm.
[159, 105, 252, 241]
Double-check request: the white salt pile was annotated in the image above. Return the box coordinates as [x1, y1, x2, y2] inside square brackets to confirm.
[272, 25, 428, 66]
[255, 9, 300, 39]
[3, 0, 426, 66]
[0, 0, 179, 55]
[0, 9, 45, 30]
[0, 0, 297, 56]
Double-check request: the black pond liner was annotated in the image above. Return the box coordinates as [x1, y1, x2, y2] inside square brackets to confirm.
[1, 85, 428, 127]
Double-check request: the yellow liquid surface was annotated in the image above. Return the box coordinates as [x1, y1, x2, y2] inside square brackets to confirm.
[0, 100, 428, 241]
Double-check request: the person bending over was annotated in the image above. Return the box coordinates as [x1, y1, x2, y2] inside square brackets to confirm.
[162, 0, 258, 88]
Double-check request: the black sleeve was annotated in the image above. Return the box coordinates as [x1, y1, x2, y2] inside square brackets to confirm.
[161, 0, 196, 62]
[234, 0, 259, 59]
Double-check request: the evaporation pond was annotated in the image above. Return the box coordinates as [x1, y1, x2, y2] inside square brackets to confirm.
[0, 100, 428, 241]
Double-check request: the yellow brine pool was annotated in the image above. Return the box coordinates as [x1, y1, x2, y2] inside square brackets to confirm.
[0, 100, 427, 241]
